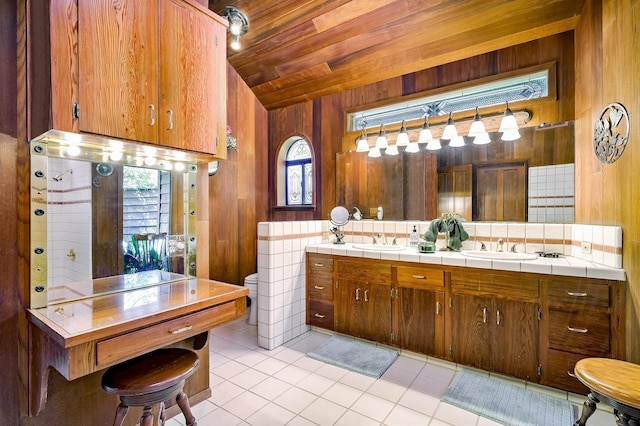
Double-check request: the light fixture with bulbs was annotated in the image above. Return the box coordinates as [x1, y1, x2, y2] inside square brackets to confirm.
[223, 6, 249, 52]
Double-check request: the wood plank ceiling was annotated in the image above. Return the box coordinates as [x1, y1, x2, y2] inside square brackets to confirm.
[208, 0, 585, 110]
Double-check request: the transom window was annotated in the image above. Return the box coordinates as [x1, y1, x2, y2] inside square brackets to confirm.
[285, 139, 313, 205]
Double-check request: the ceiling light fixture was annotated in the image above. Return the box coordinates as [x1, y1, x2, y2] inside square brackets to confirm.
[223, 6, 249, 52]
[368, 147, 382, 158]
[396, 120, 409, 146]
[442, 112, 458, 140]
[499, 101, 521, 141]
[385, 144, 399, 156]
[418, 116, 433, 144]
[356, 130, 370, 152]
[375, 124, 388, 149]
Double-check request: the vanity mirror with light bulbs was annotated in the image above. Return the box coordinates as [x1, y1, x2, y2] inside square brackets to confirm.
[28, 130, 206, 309]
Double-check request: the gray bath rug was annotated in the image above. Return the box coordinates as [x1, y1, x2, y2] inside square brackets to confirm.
[442, 368, 578, 426]
[306, 336, 398, 378]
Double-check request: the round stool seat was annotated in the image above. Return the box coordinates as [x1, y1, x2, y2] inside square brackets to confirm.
[102, 348, 200, 426]
[574, 358, 640, 426]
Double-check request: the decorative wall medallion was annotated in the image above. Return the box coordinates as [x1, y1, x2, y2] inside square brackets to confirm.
[593, 102, 629, 164]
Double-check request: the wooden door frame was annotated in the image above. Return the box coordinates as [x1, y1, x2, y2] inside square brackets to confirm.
[472, 160, 528, 221]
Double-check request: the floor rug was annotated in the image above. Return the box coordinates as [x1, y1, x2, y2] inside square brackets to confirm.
[442, 369, 578, 426]
[306, 336, 398, 378]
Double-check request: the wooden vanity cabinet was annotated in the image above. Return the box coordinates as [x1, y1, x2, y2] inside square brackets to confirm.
[76, 0, 226, 156]
[393, 265, 445, 357]
[540, 276, 625, 394]
[306, 254, 334, 330]
[335, 260, 392, 345]
[449, 270, 540, 382]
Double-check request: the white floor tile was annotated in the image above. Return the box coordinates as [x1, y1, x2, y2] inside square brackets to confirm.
[351, 393, 395, 422]
[334, 410, 380, 426]
[273, 364, 311, 385]
[299, 397, 347, 425]
[228, 368, 269, 390]
[339, 370, 376, 391]
[252, 357, 289, 376]
[273, 387, 317, 414]
[296, 372, 335, 395]
[434, 402, 480, 426]
[383, 404, 432, 425]
[398, 387, 440, 416]
[245, 402, 296, 426]
[211, 359, 249, 380]
[222, 391, 270, 420]
[250, 376, 291, 401]
[367, 379, 407, 403]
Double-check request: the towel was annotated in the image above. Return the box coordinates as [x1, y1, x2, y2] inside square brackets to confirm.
[445, 217, 469, 251]
[424, 219, 448, 242]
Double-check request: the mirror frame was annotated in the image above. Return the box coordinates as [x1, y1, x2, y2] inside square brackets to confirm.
[29, 130, 201, 308]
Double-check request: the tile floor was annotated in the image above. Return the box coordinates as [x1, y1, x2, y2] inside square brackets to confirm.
[166, 318, 616, 426]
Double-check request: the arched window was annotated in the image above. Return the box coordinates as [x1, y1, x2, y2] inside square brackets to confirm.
[285, 138, 313, 205]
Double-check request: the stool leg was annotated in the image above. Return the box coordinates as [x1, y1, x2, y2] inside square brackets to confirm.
[575, 393, 599, 426]
[112, 402, 129, 426]
[140, 405, 154, 426]
[176, 391, 196, 426]
[158, 401, 165, 426]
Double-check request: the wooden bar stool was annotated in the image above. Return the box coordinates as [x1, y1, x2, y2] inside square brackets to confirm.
[574, 358, 640, 426]
[101, 348, 200, 426]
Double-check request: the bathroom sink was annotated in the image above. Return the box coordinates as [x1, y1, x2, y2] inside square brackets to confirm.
[352, 244, 406, 251]
[460, 250, 539, 261]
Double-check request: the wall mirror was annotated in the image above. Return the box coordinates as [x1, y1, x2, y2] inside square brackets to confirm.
[337, 122, 575, 222]
[29, 130, 201, 308]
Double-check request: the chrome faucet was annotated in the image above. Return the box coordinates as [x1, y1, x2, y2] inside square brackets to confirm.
[477, 241, 487, 251]
[496, 238, 504, 252]
[377, 232, 388, 245]
[510, 243, 523, 253]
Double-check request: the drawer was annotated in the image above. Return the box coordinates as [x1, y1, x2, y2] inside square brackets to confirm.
[547, 279, 609, 308]
[396, 266, 444, 289]
[544, 349, 590, 394]
[451, 270, 538, 300]
[96, 301, 237, 368]
[308, 254, 334, 275]
[548, 308, 610, 355]
[337, 260, 391, 283]
[307, 300, 334, 330]
[308, 274, 333, 302]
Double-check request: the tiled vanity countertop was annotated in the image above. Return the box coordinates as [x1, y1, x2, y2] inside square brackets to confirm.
[306, 243, 626, 281]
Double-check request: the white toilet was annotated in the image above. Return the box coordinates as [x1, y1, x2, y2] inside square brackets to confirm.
[244, 273, 258, 325]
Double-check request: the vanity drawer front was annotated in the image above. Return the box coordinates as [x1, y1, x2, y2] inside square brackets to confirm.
[544, 349, 590, 394]
[337, 260, 391, 283]
[96, 302, 237, 368]
[307, 300, 334, 329]
[451, 270, 538, 300]
[308, 274, 333, 301]
[308, 254, 334, 275]
[396, 266, 444, 289]
[548, 309, 610, 355]
[547, 279, 609, 308]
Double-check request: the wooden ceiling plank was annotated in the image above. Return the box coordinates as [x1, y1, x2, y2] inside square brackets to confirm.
[252, 63, 332, 96]
[312, 0, 400, 32]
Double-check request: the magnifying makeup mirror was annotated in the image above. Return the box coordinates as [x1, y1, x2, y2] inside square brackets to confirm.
[329, 206, 349, 244]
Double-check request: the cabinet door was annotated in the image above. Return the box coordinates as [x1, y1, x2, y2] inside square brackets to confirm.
[361, 282, 392, 345]
[160, 0, 225, 154]
[451, 293, 491, 370]
[492, 299, 539, 380]
[78, 0, 159, 143]
[396, 287, 442, 355]
[335, 279, 364, 337]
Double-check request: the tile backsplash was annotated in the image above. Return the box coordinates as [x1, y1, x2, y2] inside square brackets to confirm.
[528, 163, 575, 223]
[256, 219, 622, 350]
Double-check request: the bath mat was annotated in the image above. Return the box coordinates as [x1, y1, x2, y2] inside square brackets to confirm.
[306, 336, 398, 378]
[442, 369, 578, 426]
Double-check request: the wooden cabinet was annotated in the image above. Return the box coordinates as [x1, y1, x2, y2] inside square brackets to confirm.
[304, 254, 624, 392]
[394, 265, 445, 357]
[437, 165, 472, 220]
[449, 270, 540, 381]
[77, 0, 226, 155]
[306, 254, 334, 329]
[335, 260, 392, 344]
[474, 162, 527, 221]
[540, 276, 625, 394]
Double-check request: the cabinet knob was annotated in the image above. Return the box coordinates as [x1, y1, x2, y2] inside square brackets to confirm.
[567, 326, 588, 333]
[355, 288, 360, 301]
[496, 310, 502, 325]
[148, 104, 155, 126]
[364, 289, 369, 302]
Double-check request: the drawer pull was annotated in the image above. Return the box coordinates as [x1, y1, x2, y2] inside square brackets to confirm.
[314, 263, 324, 267]
[567, 291, 588, 297]
[436, 301, 441, 315]
[496, 310, 502, 325]
[483, 307, 488, 323]
[314, 285, 325, 290]
[169, 325, 193, 335]
[314, 313, 326, 319]
[355, 288, 360, 301]
[567, 326, 588, 333]
[412, 275, 426, 279]
[364, 289, 369, 302]
[567, 370, 577, 378]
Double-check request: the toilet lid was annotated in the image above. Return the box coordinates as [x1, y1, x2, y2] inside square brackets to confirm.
[245, 273, 258, 283]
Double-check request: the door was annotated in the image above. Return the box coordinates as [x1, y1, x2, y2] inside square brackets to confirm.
[78, 0, 159, 143]
[492, 299, 539, 381]
[395, 286, 442, 355]
[475, 163, 527, 221]
[160, 0, 225, 154]
[334, 279, 365, 337]
[451, 293, 491, 370]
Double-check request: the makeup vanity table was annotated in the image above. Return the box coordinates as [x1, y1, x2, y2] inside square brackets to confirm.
[27, 271, 248, 418]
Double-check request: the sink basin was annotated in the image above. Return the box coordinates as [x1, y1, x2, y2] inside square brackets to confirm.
[352, 244, 406, 251]
[460, 250, 539, 261]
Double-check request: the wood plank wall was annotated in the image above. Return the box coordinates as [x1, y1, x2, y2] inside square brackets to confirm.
[207, 63, 269, 285]
[268, 32, 575, 222]
[575, 0, 640, 363]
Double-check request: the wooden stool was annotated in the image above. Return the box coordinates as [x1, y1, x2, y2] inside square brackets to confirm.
[101, 348, 200, 426]
[574, 358, 640, 426]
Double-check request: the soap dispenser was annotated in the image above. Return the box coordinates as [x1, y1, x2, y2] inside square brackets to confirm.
[409, 225, 419, 248]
